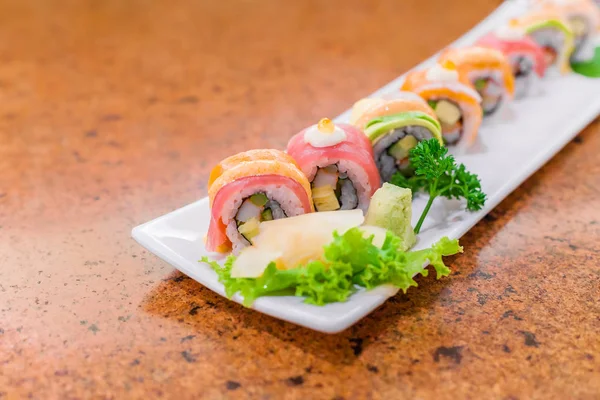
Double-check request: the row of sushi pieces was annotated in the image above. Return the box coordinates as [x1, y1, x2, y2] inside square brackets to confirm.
[206, 0, 600, 255]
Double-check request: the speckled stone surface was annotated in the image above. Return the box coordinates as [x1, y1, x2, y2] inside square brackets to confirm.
[0, 0, 599, 399]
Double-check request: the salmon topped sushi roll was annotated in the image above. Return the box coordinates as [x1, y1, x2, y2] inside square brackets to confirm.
[536, 0, 600, 62]
[350, 92, 443, 182]
[401, 60, 483, 148]
[513, 8, 574, 74]
[286, 118, 380, 213]
[208, 149, 296, 188]
[477, 20, 547, 99]
[206, 149, 313, 254]
[439, 46, 515, 116]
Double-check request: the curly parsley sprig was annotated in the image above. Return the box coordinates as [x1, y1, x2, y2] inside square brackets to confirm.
[391, 139, 486, 234]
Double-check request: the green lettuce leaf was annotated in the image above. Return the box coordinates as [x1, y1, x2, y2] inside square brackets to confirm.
[353, 232, 462, 292]
[296, 260, 355, 306]
[324, 228, 381, 273]
[200, 256, 300, 306]
[200, 228, 462, 306]
[354, 231, 416, 290]
[200, 255, 237, 297]
[571, 47, 600, 78]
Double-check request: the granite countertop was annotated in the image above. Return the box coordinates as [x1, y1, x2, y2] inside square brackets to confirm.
[1, 0, 599, 398]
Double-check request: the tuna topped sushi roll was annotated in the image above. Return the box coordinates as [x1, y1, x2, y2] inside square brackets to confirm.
[350, 92, 443, 182]
[476, 21, 547, 99]
[206, 149, 313, 254]
[538, 0, 600, 62]
[439, 46, 515, 116]
[514, 8, 574, 74]
[286, 118, 380, 213]
[401, 60, 483, 148]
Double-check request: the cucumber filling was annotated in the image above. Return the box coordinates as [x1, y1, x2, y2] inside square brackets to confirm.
[235, 193, 286, 243]
[429, 99, 463, 145]
[372, 125, 432, 182]
[473, 77, 503, 115]
[311, 165, 358, 211]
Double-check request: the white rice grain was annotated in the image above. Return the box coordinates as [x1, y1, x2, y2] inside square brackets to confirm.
[221, 184, 308, 254]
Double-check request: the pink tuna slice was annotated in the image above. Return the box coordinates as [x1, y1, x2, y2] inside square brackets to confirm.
[205, 175, 313, 252]
[286, 123, 380, 193]
[477, 32, 547, 78]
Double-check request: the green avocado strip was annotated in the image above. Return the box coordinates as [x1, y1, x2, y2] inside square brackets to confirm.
[525, 19, 575, 74]
[571, 47, 600, 78]
[364, 112, 443, 146]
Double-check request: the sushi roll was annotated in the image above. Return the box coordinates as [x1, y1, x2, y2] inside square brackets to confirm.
[439, 46, 515, 116]
[513, 8, 575, 74]
[349, 92, 443, 182]
[537, 0, 600, 62]
[286, 118, 380, 213]
[400, 60, 483, 148]
[476, 21, 547, 99]
[206, 149, 313, 253]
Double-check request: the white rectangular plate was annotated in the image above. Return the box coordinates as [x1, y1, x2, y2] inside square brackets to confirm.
[132, 0, 600, 333]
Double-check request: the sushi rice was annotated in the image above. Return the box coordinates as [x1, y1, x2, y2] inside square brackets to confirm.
[223, 185, 309, 253]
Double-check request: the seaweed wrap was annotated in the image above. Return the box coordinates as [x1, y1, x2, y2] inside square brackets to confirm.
[286, 118, 380, 213]
[350, 91, 443, 182]
[206, 149, 313, 253]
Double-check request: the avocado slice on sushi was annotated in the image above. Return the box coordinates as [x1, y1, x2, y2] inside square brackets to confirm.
[388, 135, 418, 161]
[249, 193, 269, 207]
[474, 78, 488, 91]
[524, 19, 574, 73]
[261, 208, 273, 221]
[364, 111, 443, 145]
